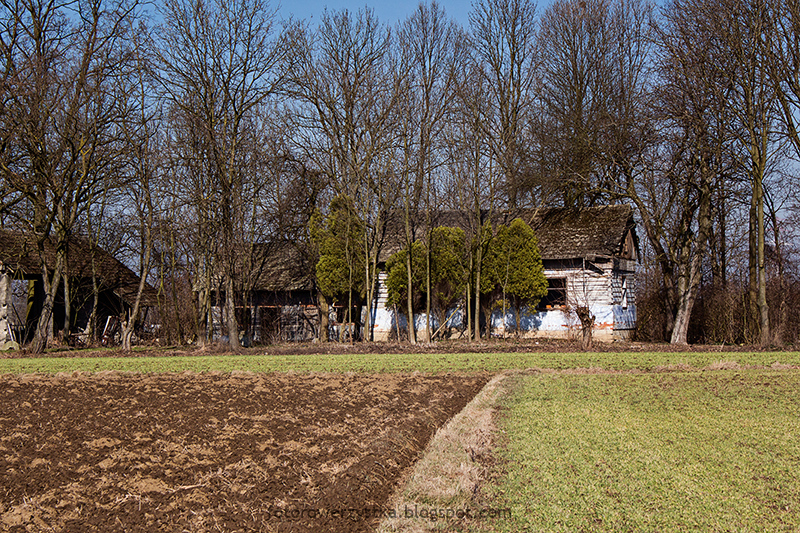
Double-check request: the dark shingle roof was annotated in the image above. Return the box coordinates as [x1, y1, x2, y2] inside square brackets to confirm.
[505, 205, 637, 260]
[0, 230, 158, 306]
[227, 205, 638, 293]
[239, 242, 315, 292]
[380, 205, 637, 262]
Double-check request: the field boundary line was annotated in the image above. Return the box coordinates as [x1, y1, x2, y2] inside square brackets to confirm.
[378, 370, 520, 532]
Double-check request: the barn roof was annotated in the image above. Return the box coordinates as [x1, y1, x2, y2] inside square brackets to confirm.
[242, 242, 315, 292]
[0, 230, 159, 306]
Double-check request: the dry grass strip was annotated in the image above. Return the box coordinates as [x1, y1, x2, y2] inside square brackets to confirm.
[378, 370, 519, 533]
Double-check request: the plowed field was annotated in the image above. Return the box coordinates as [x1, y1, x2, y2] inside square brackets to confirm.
[0, 371, 488, 532]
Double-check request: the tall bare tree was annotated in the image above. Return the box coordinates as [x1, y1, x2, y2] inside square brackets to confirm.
[118, 27, 157, 351]
[537, 0, 611, 206]
[157, 0, 289, 351]
[710, 0, 779, 345]
[291, 8, 399, 341]
[470, 0, 539, 209]
[396, 1, 464, 343]
[446, 59, 498, 341]
[0, 0, 140, 352]
[771, 0, 800, 156]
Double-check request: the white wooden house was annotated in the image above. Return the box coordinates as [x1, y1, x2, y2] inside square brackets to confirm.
[369, 205, 639, 342]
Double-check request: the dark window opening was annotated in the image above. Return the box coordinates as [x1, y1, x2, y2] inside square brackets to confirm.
[538, 278, 567, 310]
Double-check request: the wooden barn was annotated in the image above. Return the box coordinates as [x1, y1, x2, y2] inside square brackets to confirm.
[0, 230, 158, 348]
[207, 242, 322, 344]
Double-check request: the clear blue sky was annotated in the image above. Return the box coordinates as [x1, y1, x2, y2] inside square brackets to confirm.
[277, 0, 473, 29]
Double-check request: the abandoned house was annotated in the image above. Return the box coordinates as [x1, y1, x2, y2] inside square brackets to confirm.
[211, 204, 639, 344]
[367, 204, 639, 341]
[0, 230, 158, 348]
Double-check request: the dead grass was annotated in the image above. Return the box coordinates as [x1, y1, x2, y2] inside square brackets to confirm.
[704, 360, 742, 371]
[377, 371, 518, 533]
[653, 362, 695, 372]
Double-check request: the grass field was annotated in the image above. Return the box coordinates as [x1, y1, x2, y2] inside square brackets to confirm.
[0, 349, 799, 374]
[480, 369, 800, 532]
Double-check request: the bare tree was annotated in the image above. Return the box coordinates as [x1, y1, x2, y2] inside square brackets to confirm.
[156, 0, 289, 351]
[445, 58, 498, 341]
[771, 0, 800, 156]
[710, 0, 780, 345]
[537, 0, 611, 206]
[396, 1, 464, 343]
[290, 8, 399, 341]
[625, 0, 732, 344]
[0, 0, 140, 352]
[470, 0, 539, 209]
[118, 27, 157, 351]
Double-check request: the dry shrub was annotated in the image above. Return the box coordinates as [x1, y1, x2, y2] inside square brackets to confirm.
[690, 284, 748, 345]
[153, 273, 196, 345]
[633, 285, 669, 342]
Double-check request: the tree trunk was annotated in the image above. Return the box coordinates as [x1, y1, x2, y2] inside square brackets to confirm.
[405, 249, 417, 344]
[424, 228, 431, 343]
[122, 231, 152, 352]
[318, 292, 329, 342]
[225, 275, 241, 351]
[62, 271, 71, 340]
[748, 197, 759, 343]
[770, 206, 786, 345]
[0, 266, 11, 347]
[670, 288, 696, 344]
[576, 306, 594, 350]
[403, 208, 417, 345]
[364, 231, 372, 342]
[465, 255, 472, 340]
[474, 227, 483, 342]
[501, 287, 507, 339]
[366, 228, 382, 343]
[671, 158, 713, 345]
[86, 252, 99, 343]
[32, 258, 63, 354]
[755, 174, 770, 346]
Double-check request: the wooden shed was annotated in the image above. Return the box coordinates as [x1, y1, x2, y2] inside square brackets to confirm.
[0, 230, 158, 347]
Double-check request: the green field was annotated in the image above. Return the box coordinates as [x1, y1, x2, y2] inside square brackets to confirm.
[0, 349, 798, 374]
[481, 369, 800, 532]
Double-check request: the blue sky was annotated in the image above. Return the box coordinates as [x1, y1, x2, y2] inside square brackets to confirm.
[277, 0, 473, 28]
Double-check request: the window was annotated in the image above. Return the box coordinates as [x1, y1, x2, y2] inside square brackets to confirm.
[538, 278, 567, 310]
[621, 276, 628, 309]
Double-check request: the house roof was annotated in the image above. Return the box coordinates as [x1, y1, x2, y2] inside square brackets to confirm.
[238, 241, 315, 292]
[224, 205, 639, 294]
[380, 205, 638, 262]
[0, 230, 159, 306]
[505, 205, 638, 261]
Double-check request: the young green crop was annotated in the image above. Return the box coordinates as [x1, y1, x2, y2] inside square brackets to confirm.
[0, 351, 799, 375]
[483, 369, 800, 532]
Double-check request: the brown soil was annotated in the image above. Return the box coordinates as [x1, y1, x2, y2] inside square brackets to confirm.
[0, 371, 489, 532]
